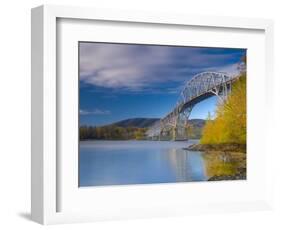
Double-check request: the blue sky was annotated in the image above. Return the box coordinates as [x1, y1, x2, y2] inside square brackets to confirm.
[79, 42, 246, 126]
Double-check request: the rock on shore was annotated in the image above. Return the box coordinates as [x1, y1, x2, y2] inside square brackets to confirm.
[208, 168, 246, 181]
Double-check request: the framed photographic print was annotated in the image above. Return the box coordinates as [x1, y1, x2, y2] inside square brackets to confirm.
[31, 5, 274, 224]
[78, 42, 247, 187]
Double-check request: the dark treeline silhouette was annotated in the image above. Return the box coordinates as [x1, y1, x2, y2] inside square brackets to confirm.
[80, 125, 148, 140]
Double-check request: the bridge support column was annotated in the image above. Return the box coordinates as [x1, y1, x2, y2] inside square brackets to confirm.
[172, 127, 177, 141]
[172, 114, 180, 141]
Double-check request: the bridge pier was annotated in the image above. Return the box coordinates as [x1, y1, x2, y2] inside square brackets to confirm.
[172, 127, 177, 141]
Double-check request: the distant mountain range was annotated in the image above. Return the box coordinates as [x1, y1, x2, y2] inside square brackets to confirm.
[109, 118, 206, 129]
[79, 118, 206, 140]
[187, 119, 206, 129]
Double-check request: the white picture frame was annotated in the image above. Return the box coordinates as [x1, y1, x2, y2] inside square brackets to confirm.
[31, 4, 274, 225]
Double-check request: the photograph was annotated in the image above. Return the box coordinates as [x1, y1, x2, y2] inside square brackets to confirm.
[78, 42, 247, 187]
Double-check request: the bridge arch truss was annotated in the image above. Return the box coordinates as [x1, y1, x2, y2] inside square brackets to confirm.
[146, 72, 237, 140]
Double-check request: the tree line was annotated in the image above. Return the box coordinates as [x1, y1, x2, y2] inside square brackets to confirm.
[80, 125, 148, 140]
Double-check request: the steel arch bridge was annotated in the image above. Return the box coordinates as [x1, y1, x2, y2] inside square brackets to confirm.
[146, 71, 238, 140]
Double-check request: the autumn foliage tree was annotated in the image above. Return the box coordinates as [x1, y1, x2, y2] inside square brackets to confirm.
[200, 74, 246, 145]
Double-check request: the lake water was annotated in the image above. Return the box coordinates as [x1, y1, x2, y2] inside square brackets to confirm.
[79, 140, 243, 187]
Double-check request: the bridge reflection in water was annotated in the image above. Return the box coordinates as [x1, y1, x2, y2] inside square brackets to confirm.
[167, 148, 207, 182]
[146, 72, 239, 141]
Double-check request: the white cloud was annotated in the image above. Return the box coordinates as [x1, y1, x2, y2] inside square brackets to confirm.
[79, 109, 111, 115]
[79, 43, 244, 91]
[80, 43, 173, 90]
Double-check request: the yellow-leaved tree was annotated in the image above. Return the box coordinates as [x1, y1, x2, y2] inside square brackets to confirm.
[200, 74, 246, 145]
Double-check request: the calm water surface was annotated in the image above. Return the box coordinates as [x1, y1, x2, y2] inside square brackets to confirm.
[79, 140, 241, 187]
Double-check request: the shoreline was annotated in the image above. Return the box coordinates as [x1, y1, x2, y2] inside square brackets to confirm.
[186, 143, 247, 181]
[185, 143, 246, 153]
